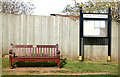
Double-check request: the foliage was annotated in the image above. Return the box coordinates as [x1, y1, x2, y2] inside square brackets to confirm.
[0, 0, 35, 15]
[2, 53, 8, 57]
[62, 0, 120, 21]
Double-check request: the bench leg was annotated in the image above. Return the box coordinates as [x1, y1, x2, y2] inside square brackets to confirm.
[9, 56, 12, 69]
[57, 56, 60, 68]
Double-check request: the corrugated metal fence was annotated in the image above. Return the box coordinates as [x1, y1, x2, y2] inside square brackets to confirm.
[0, 13, 119, 61]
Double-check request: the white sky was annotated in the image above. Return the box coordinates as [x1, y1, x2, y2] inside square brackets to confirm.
[21, 0, 88, 16]
[20, 0, 119, 16]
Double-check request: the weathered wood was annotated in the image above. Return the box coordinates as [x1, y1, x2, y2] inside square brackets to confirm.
[14, 56, 58, 58]
[38, 48, 39, 56]
[54, 48, 55, 56]
[46, 47, 47, 56]
[51, 48, 52, 56]
[22, 48, 24, 56]
[9, 55, 12, 68]
[33, 48, 34, 56]
[41, 48, 42, 56]
[12, 58, 58, 63]
[30, 48, 31, 56]
[9, 44, 60, 68]
[25, 47, 26, 56]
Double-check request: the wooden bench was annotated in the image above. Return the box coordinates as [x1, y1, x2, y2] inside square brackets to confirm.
[9, 44, 60, 69]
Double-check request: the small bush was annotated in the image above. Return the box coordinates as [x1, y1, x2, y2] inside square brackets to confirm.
[2, 53, 8, 57]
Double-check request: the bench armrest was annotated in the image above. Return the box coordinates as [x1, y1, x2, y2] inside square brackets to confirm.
[57, 50, 60, 57]
[9, 50, 12, 54]
[9, 50, 15, 57]
[57, 50, 60, 54]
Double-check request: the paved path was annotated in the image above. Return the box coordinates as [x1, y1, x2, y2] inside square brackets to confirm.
[5, 67, 68, 71]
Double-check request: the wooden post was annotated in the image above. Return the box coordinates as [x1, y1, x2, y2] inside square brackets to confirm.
[56, 44, 60, 68]
[58, 54, 60, 68]
[9, 50, 12, 69]
[9, 54, 12, 69]
[57, 51, 60, 68]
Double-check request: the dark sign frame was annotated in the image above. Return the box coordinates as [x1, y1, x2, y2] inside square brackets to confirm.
[79, 5, 111, 62]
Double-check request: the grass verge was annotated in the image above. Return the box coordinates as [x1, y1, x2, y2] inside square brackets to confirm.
[2, 58, 118, 75]
[64, 60, 118, 74]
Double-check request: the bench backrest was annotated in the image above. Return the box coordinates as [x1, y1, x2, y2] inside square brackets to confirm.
[10, 44, 58, 57]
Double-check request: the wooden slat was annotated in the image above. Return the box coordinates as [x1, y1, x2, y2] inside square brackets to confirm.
[51, 48, 52, 56]
[35, 48, 37, 56]
[38, 48, 39, 56]
[43, 48, 45, 56]
[19, 48, 21, 56]
[49, 48, 50, 56]
[46, 47, 47, 56]
[12, 45, 57, 48]
[12, 57, 58, 62]
[27, 48, 29, 56]
[12, 45, 33, 48]
[30, 48, 31, 56]
[33, 48, 34, 56]
[37, 45, 57, 48]
[54, 48, 55, 56]
[22, 48, 24, 56]
[41, 48, 42, 56]
[14, 56, 58, 58]
[25, 47, 26, 56]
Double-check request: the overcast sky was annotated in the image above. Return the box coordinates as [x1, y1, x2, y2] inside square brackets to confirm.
[22, 0, 88, 16]
[20, 0, 119, 16]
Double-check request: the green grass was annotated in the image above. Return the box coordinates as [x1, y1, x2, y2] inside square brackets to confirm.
[26, 70, 40, 73]
[2, 58, 9, 69]
[50, 70, 70, 73]
[2, 58, 118, 74]
[64, 60, 118, 74]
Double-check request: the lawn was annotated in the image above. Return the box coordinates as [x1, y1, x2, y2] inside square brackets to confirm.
[2, 58, 118, 75]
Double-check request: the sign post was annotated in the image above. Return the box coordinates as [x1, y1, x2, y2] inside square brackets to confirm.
[107, 5, 111, 62]
[79, 4, 83, 62]
[79, 4, 111, 62]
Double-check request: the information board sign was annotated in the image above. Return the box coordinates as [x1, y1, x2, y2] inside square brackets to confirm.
[83, 20, 107, 37]
[83, 14, 108, 18]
